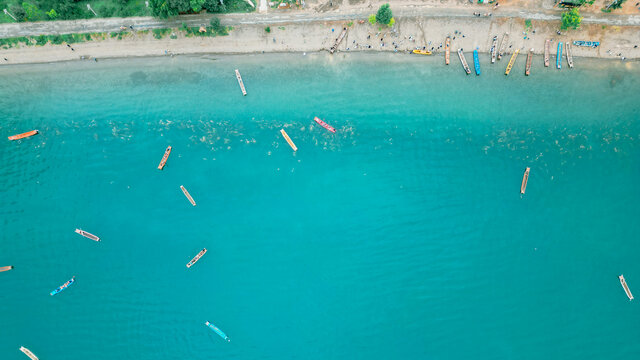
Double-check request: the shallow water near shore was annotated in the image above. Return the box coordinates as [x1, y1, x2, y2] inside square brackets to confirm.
[1, 53, 639, 360]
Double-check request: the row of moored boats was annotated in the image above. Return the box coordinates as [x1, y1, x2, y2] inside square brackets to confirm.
[418, 34, 600, 76]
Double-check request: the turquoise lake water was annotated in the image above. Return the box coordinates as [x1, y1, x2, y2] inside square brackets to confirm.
[1, 53, 639, 359]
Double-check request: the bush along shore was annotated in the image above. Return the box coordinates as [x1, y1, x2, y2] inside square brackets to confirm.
[0, 18, 231, 49]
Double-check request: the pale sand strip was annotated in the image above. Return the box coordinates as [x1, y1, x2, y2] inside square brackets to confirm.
[1, 16, 639, 65]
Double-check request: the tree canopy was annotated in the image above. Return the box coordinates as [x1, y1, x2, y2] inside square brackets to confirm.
[561, 8, 582, 29]
[376, 3, 392, 25]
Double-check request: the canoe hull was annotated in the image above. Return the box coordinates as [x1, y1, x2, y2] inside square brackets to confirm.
[187, 249, 207, 268]
[520, 167, 530, 194]
[8, 130, 38, 141]
[313, 117, 336, 133]
[158, 146, 172, 170]
[50, 277, 75, 296]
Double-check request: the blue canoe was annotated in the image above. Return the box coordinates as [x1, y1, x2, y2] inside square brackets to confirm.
[557, 42, 563, 69]
[50, 276, 75, 296]
[205, 321, 230, 342]
[473, 50, 481, 75]
[573, 40, 599, 48]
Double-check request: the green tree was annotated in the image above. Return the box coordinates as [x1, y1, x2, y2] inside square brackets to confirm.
[46, 8, 57, 19]
[376, 3, 392, 25]
[150, 0, 190, 18]
[368, 14, 376, 25]
[22, 2, 42, 21]
[190, 0, 205, 12]
[150, 0, 175, 18]
[10, 4, 26, 21]
[204, 0, 225, 12]
[561, 8, 582, 29]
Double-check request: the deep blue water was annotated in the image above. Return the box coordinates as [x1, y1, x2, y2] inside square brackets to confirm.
[0, 53, 639, 359]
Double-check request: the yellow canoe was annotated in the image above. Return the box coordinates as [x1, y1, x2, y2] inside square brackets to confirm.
[412, 50, 432, 55]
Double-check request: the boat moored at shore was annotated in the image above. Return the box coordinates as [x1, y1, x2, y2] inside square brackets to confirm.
[329, 27, 347, 54]
[525, 48, 533, 76]
[458, 49, 471, 75]
[445, 37, 450, 65]
[566, 42, 574, 68]
[557, 42, 563, 69]
[544, 39, 550, 67]
[473, 49, 481, 75]
[491, 35, 498, 63]
[498, 33, 509, 60]
[235, 69, 247, 96]
[573, 40, 599, 48]
[505, 48, 520, 75]
[412, 49, 432, 55]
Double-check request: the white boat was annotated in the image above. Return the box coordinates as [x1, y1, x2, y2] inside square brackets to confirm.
[187, 249, 207, 268]
[75, 229, 100, 241]
[180, 185, 197, 206]
[19, 347, 39, 360]
[235, 69, 247, 96]
[619, 275, 634, 300]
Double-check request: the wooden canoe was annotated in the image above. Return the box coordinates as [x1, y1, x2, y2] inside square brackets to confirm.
[566, 43, 574, 68]
[544, 39, 550, 67]
[490, 35, 498, 64]
[280, 129, 297, 151]
[180, 185, 196, 206]
[8, 130, 38, 141]
[187, 248, 207, 268]
[75, 229, 100, 242]
[457, 49, 471, 75]
[520, 167, 530, 194]
[313, 117, 336, 133]
[445, 37, 450, 65]
[525, 48, 533, 76]
[498, 33, 509, 60]
[19, 347, 39, 360]
[505, 48, 520, 75]
[0, 266, 14, 272]
[158, 146, 172, 170]
[620, 275, 634, 300]
[235, 69, 247, 96]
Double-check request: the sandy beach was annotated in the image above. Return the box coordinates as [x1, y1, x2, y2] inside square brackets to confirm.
[1, 1, 640, 65]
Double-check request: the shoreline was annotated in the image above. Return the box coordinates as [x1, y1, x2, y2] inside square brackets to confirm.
[1, 51, 636, 76]
[1, 15, 639, 66]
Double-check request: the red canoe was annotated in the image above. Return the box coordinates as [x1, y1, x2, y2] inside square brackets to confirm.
[313, 117, 336, 133]
[8, 130, 38, 141]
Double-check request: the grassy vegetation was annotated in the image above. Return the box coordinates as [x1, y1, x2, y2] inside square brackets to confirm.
[0, 0, 151, 23]
[0, 13, 231, 48]
[0, 0, 252, 23]
[0, 32, 109, 48]
[152, 28, 171, 39]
